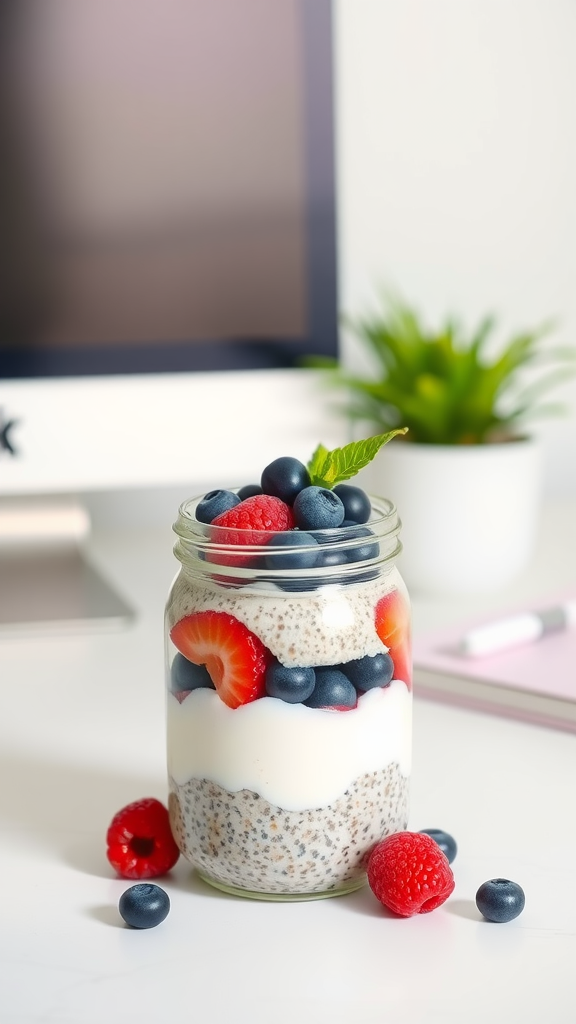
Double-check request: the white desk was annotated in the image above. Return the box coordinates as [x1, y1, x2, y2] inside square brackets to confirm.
[1, 502, 575, 1024]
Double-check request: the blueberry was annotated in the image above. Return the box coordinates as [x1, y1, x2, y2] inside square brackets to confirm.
[344, 525, 380, 563]
[237, 483, 262, 500]
[419, 828, 458, 864]
[304, 667, 357, 708]
[170, 653, 215, 693]
[261, 457, 310, 504]
[333, 484, 371, 524]
[475, 878, 525, 923]
[264, 531, 319, 570]
[118, 883, 170, 929]
[293, 486, 345, 530]
[266, 660, 316, 703]
[196, 489, 240, 523]
[315, 544, 349, 568]
[341, 653, 394, 691]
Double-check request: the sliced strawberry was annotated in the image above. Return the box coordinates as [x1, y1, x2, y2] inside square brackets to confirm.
[170, 610, 272, 709]
[209, 494, 295, 566]
[375, 589, 412, 689]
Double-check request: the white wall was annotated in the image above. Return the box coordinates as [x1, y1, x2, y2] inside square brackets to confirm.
[335, 0, 576, 495]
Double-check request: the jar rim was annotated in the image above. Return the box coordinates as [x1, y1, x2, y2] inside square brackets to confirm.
[171, 493, 402, 585]
[173, 492, 400, 548]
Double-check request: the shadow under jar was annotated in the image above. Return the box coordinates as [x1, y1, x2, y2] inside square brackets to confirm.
[165, 494, 412, 901]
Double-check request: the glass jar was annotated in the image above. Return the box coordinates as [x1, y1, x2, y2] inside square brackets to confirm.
[165, 493, 412, 901]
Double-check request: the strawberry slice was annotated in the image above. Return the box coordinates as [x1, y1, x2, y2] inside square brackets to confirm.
[375, 590, 412, 689]
[170, 611, 272, 709]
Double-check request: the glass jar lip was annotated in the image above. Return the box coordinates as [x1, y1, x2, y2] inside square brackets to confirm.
[173, 492, 400, 548]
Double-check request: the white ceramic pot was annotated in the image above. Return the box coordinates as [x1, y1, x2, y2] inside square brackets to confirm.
[359, 438, 543, 596]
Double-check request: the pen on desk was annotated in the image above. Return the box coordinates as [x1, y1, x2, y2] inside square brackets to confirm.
[459, 600, 576, 657]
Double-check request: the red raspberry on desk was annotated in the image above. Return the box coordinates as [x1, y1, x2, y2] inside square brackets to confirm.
[367, 831, 455, 916]
[106, 798, 180, 879]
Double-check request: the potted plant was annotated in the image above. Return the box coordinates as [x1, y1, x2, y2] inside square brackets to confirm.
[311, 293, 576, 595]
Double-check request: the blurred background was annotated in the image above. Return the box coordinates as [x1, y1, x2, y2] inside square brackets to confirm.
[336, 0, 576, 497]
[1, 0, 575, 534]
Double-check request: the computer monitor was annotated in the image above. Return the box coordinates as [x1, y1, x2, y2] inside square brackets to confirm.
[0, 0, 342, 629]
[0, 0, 340, 496]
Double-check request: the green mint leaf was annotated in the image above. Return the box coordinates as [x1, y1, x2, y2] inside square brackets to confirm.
[306, 442, 331, 484]
[306, 428, 408, 488]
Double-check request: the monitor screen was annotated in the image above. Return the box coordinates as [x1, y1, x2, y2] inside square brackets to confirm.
[0, 0, 341, 495]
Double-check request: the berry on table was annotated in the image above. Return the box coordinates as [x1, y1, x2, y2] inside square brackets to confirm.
[170, 610, 272, 709]
[265, 660, 316, 703]
[196, 489, 240, 524]
[475, 878, 525, 923]
[293, 486, 345, 530]
[119, 883, 170, 929]
[367, 831, 455, 916]
[106, 798, 180, 879]
[341, 652, 394, 691]
[333, 484, 371, 524]
[261, 456, 310, 504]
[304, 667, 357, 709]
[419, 828, 458, 864]
[375, 589, 412, 689]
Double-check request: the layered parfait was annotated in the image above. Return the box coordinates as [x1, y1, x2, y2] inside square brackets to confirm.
[165, 433, 412, 898]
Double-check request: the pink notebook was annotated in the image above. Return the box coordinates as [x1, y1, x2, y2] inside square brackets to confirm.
[413, 601, 576, 733]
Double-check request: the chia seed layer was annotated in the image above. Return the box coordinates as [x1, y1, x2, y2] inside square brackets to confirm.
[169, 764, 409, 895]
[166, 571, 402, 668]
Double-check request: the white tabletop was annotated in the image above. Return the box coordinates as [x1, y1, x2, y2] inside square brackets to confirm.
[1, 501, 575, 1024]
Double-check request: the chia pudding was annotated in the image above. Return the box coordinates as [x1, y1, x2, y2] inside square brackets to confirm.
[165, 481, 412, 899]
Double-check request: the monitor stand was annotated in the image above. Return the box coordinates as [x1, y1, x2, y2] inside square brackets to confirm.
[0, 497, 135, 635]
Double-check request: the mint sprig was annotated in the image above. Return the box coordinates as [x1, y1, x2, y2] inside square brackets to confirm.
[306, 428, 408, 489]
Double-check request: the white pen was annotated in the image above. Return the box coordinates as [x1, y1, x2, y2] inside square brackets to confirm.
[459, 600, 576, 657]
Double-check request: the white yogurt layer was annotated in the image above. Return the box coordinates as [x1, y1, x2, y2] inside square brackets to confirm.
[167, 681, 412, 812]
[167, 568, 405, 667]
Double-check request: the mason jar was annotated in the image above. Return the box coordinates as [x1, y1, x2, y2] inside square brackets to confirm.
[165, 492, 412, 901]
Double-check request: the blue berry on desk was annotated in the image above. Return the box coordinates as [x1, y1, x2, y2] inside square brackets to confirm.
[261, 456, 310, 504]
[196, 489, 240, 523]
[119, 883, 170, 929]
[475, 878, 525, 922]
[333, 484, 371, 524]
[419, 829, 458, 864]
[293, 486, 345, 530]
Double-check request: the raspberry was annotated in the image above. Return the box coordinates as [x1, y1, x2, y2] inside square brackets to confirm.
[209, 494, 295, 566]
[212, 493, 294, 535]
[367, 831, 455, 916]
[106, 798, 180, 879]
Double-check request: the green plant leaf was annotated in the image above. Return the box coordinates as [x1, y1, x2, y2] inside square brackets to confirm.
[315, 293, 574, 444]
[307, 429, 408, 488]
